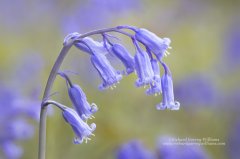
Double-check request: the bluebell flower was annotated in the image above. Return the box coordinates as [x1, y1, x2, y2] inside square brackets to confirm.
[58, 72, 98, 120]
[133, 41, 154, 87]
[69, 85, 98, 120]
[146, 59, 162, 96]
[134, 28, 171, 60]
[117, 140, 155, 159]
[62, 107, 96, 144]
[75, 36, 109, 55]
[111, 43, 135, 75]
[1, 141, 23, 159]
[156, 63, 180, 110]
[91, 52, 122, 90]
[157, 136, 210, 159]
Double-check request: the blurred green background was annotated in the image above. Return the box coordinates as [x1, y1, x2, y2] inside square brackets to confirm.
[0, 0, 240, 159]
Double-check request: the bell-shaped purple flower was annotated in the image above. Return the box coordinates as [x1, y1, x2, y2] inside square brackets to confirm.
[111, 43, 135, 75]
[156, 63, 180, 110]
[146, 59, 162, 95]
[69, 85, 98, 120]
[117, 140, 155, 159]
[91, 53, 122, 90]
[134, 50, 154, 87]
[62, 107, 96, 144]
[134, 28, 171, 60]
[75, 37, 108, 55]
[58, 72, 98, 120]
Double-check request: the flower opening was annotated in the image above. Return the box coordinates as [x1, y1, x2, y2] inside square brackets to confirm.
[62, 107, 96, 144]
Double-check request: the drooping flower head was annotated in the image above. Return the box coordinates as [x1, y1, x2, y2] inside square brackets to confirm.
[110, 43, 135, 75]
[58, 72, 98, 120]
[133, 38, 154, 87]
[156, 62, 180, 110]
[38, 26, 180, 155]
[134, 28, 171, 60]
[62, 107, 96, 144]
[117, 140, 155, 159]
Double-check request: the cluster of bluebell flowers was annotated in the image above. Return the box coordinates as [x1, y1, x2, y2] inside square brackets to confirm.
[40, 26, 180, 155]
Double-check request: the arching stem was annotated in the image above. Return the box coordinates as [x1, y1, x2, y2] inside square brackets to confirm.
[38, 26, 135, 159]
